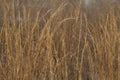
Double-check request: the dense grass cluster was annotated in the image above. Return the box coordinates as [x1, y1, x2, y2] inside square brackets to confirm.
[0, 0, 120, 80]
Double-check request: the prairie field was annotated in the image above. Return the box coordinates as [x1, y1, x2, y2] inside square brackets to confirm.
[0, 0, 120, 80]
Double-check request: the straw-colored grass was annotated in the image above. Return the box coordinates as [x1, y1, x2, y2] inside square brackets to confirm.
[0, 0, 119, 80]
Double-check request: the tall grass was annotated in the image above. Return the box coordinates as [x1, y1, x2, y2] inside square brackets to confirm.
[0, 0, 119, 80]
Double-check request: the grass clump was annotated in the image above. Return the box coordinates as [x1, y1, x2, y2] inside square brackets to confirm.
[0, 0, 119, 80]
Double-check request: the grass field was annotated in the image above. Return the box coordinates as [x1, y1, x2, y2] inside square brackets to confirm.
[0, 0, 120, 80]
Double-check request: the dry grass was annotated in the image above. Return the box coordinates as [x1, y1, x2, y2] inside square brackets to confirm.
[0, 0, 119, 80]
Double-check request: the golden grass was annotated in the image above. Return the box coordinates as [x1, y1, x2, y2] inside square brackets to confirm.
[0, 0, 119, 80]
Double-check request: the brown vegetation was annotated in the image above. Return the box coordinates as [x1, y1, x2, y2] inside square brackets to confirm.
[0, 0, 120, 80]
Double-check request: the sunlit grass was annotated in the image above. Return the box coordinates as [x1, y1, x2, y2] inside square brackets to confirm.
[0, 0, 119, 80]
